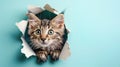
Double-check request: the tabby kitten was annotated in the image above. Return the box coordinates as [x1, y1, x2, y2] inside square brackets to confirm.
[27, 13, 68, 62]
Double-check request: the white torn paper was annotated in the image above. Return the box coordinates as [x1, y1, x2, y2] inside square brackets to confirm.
[59, 42, 71, 60]
[28, 5, 43, 14]
[16, 20, 35, 58]
[16, 20, 70, 59]
[16, 4, 71, 60]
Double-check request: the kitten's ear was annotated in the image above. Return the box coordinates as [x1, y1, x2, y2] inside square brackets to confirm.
[51, 14, 64, 28]
[27, 13, 41, 29]
[27, 13, 41, 22]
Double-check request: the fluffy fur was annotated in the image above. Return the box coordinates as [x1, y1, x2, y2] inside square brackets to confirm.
[27, 13, 67, 62]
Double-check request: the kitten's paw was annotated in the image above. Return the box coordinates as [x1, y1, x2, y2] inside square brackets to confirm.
[50, 50, 61, 61]
[36, 51, 48, 63]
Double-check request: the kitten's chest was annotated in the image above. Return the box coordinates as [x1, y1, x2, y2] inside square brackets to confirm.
[39, 43, 62, 51]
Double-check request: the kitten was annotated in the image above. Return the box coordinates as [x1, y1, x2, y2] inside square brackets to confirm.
[27, 13, 68, 62]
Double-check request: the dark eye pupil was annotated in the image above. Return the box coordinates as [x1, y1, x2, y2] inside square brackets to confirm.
[36, 29, 41, 34]
[48, 30, 54, 35]
[50, 31, 52, 33]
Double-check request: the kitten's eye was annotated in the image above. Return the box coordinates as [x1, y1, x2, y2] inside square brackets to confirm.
[35, 29, 41, 35]
[48, 29, 54, 35]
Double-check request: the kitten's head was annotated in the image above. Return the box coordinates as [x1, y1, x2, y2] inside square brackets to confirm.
[27, 13, 65, 48]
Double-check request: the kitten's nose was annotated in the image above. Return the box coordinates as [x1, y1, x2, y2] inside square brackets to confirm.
[41, 38, 46, 42]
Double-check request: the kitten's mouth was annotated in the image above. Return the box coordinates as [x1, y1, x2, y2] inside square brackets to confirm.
[41, 41, 47, 45]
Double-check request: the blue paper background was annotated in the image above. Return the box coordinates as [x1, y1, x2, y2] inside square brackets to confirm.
[0, 0, 120, 67]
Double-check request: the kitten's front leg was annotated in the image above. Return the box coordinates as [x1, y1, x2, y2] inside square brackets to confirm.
[36, 50, 48, 62]
[50, 50, 61, 61]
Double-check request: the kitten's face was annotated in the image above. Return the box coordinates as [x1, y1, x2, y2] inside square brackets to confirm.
[28, 13, 64, 48]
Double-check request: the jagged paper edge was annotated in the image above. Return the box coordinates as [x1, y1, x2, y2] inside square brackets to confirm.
[16, 5, 71, 59]
[16, 20, 70, 59]
[16, 20, 35, 58]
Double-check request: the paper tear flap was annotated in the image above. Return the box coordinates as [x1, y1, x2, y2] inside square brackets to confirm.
[16, 5, 71, 60]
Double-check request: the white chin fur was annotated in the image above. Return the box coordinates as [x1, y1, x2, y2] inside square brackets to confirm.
[39, 43, 50, 47]
[32, 40, 54, 49]
[38, 40, 53, 47]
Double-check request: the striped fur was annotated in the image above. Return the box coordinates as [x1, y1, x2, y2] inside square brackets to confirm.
[27, 13, 67, 62]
